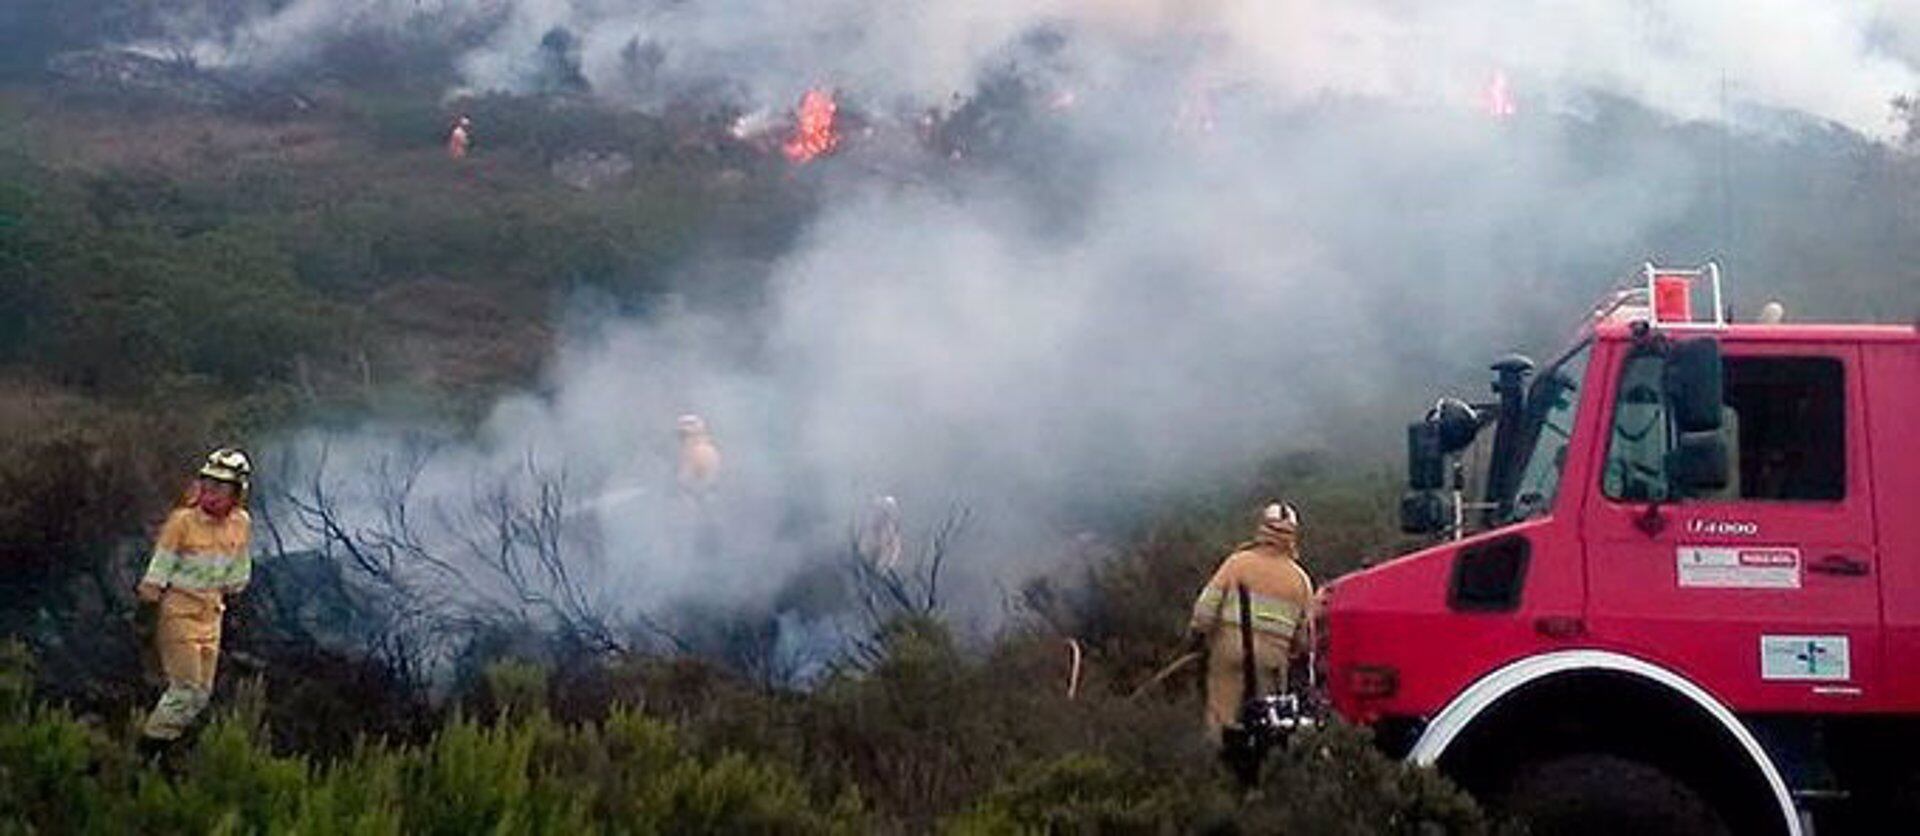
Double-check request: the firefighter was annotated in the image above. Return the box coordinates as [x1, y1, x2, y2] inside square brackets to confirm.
[856, 494, 903, 570]
[1188, 501, 1314, 739]
[135, 448, 253, 749]
[447, 115, 472, 159]
[675, 414, 720, 501]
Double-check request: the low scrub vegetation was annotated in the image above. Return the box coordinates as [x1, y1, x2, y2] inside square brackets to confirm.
[0, 626, 1488, 834]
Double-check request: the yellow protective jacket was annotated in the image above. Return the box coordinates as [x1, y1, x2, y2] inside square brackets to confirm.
[142, 506, 253, 598]
[140, 506, 251, 741]
[678, 433, 721, 496]
[1190, 532, 1313, 735]
[1189, 536, 1313, 648]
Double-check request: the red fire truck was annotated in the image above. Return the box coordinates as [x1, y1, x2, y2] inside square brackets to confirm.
[1318, 264, 1919, 834]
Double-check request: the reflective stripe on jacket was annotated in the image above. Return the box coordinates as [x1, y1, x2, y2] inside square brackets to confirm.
[1189, 539, 1313, 645]
[141, 507, 252, 592]
[1191, 586, 1305, 638]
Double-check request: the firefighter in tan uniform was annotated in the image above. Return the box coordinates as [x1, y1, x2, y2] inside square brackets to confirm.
[135, 448, 253, 747]
[1188, 502, 1314, 739]
[676, 414, 721, 501]
[674, 414, 723, 559]
[447, 115, 472, 159]
[856, 494, 903, 571]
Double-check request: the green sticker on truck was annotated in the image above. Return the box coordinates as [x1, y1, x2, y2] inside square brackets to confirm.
[1760, 635, 1850, 681]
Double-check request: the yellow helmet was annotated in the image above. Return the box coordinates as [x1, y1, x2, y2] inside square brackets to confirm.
[197, 447, 252, 490]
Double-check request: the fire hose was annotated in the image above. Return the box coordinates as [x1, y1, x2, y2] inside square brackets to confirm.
[1065, 638, 1084, 700]
[1128, 650, 1203, 701]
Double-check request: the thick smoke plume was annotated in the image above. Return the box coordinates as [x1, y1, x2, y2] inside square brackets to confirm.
[229, 2, 1920, 669]
[172, 1, 1920, 133]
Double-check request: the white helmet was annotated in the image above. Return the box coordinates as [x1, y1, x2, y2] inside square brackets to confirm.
[197, 447, 252, 491]
[1258, 501, 1298, 536]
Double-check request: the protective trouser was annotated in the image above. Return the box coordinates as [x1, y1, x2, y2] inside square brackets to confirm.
[1203, 630, 1290, 739]
[143, 591, 223, 741]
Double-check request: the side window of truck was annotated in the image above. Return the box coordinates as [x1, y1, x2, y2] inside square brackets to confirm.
[1602, 354, 1671, 501]
[1603, 354, 1846, 502]
[1724, 357, 1845, 500]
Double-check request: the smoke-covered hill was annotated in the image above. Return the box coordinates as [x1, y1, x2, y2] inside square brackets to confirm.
[0, 0, 1917, 786]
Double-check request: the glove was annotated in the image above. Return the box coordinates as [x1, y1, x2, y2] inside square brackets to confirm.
[1185, 628, 1208, 653]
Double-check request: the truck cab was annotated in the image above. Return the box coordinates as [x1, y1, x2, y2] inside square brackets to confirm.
[1321, 265, 1920, 834]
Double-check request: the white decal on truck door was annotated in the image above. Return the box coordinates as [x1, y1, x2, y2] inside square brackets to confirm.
[1687, 519, 1760, 537]
[1761, 635, 1850, 681]
[1677, 546, 1801, 589]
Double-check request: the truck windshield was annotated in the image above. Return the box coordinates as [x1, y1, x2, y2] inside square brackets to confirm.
[1501, 341, 1591, 523]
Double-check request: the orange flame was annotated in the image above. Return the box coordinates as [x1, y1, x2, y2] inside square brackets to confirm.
[783, 88, 840, 163]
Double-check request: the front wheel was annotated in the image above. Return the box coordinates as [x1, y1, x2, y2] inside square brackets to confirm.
[1498, 753, 1730, 836]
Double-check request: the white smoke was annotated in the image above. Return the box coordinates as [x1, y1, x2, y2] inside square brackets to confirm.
[241, 3, 1919, 662]
[179, 0, 1920, 134]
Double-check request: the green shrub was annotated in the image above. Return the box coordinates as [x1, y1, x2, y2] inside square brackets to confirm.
[0, 696, 865, 834]
[0, 705, 122, 834]
[1239, 723, 1487, 835]
[399, 713, 585, 835]
[482, 659, 551, 718]
[349, 91, 456, 151]
[944, 752, 1218, 835]
[0, 640, 30, 720]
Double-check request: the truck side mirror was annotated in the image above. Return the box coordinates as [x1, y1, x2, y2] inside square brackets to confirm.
[1407, 421, 1445, 490]
[1408, 399, 1481, 493]
[1664, 337, 1723, 433]
[1667, 430, 1730, 494]
[1400, 490, 1452, 534]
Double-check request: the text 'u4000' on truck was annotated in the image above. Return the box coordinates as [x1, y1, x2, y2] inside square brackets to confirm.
[1314, 264, 1919, 835]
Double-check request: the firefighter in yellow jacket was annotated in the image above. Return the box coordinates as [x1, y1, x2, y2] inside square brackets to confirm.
[676, 414, 721, 501]
[1188, 501, 1314, 739]
[447, 115, 472, 159]
[135, 448, 253, 746]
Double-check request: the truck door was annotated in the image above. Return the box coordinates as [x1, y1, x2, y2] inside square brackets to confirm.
[1865, 342, 1920, 708]
[1584, 340, 1881, 712]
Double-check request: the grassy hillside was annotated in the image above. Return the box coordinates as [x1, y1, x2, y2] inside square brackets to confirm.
[4, 36, 1920, 829]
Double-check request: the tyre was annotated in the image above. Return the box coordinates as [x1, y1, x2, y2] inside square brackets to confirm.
[1499, 753, 1730, 836]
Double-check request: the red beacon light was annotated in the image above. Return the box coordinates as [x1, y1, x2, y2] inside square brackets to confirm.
[1652, 273, 1693, 322]
[1641, 262, 1724, 327]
